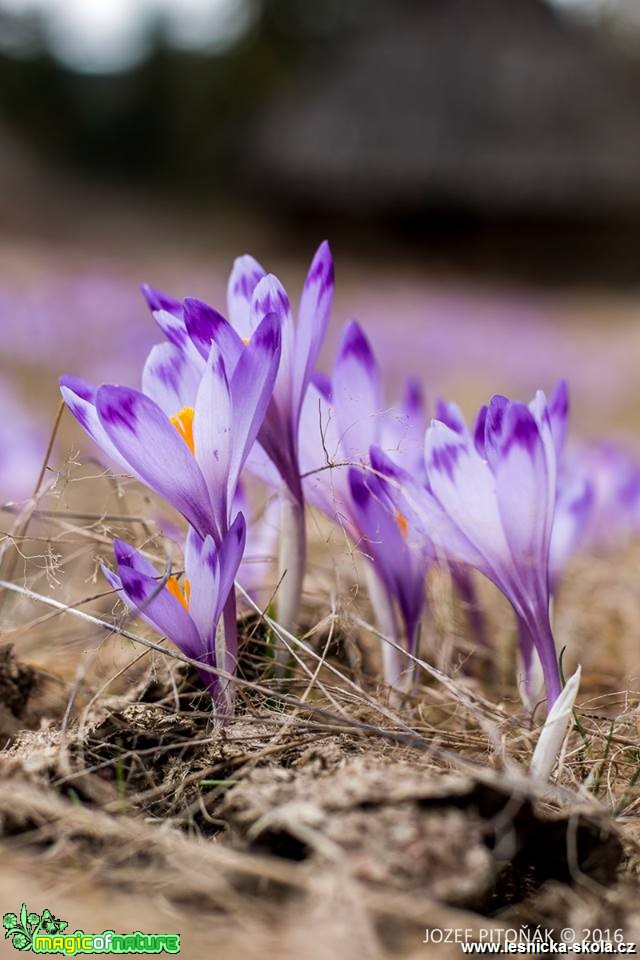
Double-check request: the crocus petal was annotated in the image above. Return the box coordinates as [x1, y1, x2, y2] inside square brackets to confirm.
[332, 320, 383, 463]
[311, 370, 332, 403]
[348, 468, 425, 653]
[251, 274, 296, 421]
[298, 382, 351, 524]
[183, 297, 244, 372]
[113, 538, 164, 578]
[228, 311, 282, 496]
[141, 342, 202, 416]
[547, 379, 569, 459]
[184, 532, 221, 659]
[425, 420, 512, 584]
[109, 541, 202, 660]
[60, 375, 130, 472]
[193, 344, 233, 533]
[435, 398, 467, 436]
[482, 395, 509, 466]
[96, 385, 215, 539]
[141, 283, 182, 317]
[370, 444, 483, 569]
[148, 304, 191, 352]
[226, 254, 266, 339]
[487, 402, 551, 591]
[526, 391, 558, 564]
[379, 378, 428, 478]
[216, 512, 247, 622]
[473, 405, 488, 457]
[292, 240, 334, 420]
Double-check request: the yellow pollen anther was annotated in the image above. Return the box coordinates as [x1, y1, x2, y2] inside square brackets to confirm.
[170, 406, 195, 453]
[395, 510, 409, 539]
[242, 337, 250, 345]
[167, 576, 190, 611]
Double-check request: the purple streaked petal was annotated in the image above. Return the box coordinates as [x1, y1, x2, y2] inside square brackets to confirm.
[473, 405, 488, 457]
[490, 403, 551, 588]
[185, 532, 221, 659]
[298, 382, 351, 522]
[141, 342, 202, 416]
[216, 511, 247, 622]
[251, 274, 295, 420]
[60, 375, 130, 471]
[483, 395, 510, 467]
[109, 542, 202, 660]
[379, 377, 428, 479]
[96, 384, 215, 539]
[151, 308, 190, 351]
[402, 378, 426, 420]
[113, 538, 162, 578]
[332, 320, 383, 463]
[435, 398, 467, 436]
[527, 390, 558, 558]
[141, 283, 182, 317]
[183, 297, 244, 372]
[348, 468, 425, 652]
[193, 343, 233, 533]
[311, 370, 332, 403]
[425, 420, 512, 582]
[292, 240, 334, 421]
[226, 253, 266, 339]
[547, 379, 569, 459]
[370, 444, 483, 569]
[228, 311, 282, 496]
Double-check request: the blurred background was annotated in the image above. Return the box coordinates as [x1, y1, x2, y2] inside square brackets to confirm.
[2, 0, 640, 503]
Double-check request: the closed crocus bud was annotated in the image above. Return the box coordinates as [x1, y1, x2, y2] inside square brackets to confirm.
[531, 666, 581, 782]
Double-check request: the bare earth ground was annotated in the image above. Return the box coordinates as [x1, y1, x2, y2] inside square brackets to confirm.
[1, 490, 640, 958]
[2, 189, 640, 955]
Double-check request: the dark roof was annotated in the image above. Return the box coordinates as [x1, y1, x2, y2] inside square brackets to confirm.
[252, 0, 640, 216]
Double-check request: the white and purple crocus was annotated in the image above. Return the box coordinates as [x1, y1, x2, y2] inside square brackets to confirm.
[295, 320, 430, 692]
[141, 242, 334, 633]
[57, 240, 615, 714]
[60, 306, 282, 707]
[377, 385, 567, 706]
[103, 515, 246, 709]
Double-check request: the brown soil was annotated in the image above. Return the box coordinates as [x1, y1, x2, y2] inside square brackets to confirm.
[0, 636, 638, 960]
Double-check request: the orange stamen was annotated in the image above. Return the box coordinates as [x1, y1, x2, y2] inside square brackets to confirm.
[395, 510, 409, 539]
[170, 406, 195, 453]
[242, 337, 250, 345]
[167, 576, 190, 611]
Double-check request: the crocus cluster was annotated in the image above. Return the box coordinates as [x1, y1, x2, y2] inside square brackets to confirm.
[59, 241, 640, 713]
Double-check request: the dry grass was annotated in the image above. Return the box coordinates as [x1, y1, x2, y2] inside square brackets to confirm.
[1, 422, 640, 958]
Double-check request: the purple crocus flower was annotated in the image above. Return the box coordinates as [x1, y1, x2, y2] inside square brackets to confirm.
[288, 320, 430, 690]
[61, 312, 280, 695]
[143, 242, 334, 632]
[103, 513, 246, 708]
[60, 313, 281, 542]
[421, 389, 564, 705]
[567, 441, 640, 553]
[348, 467, 427, 689]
